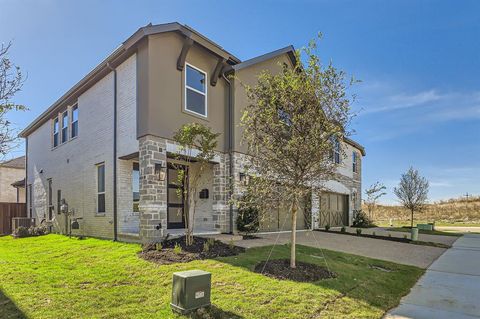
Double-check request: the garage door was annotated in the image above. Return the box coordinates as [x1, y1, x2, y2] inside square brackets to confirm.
[318, 192, 349, 227]
[259, 199, 310, 232]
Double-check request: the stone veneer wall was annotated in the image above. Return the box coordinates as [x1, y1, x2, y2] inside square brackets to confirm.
[138, 135, 167, 243]
[211, 153, 230, 232]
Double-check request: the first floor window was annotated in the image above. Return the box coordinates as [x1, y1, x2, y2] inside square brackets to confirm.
[97, 164, 105, 213]
[132, 162, 139, 212]
[185, 64, 207, 116]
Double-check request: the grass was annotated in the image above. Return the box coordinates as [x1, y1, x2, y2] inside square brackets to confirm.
[0, 234, 424, 319]
[386, 227, 462, 237]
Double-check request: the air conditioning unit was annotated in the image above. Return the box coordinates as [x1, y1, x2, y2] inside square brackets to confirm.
[171, 270, 211, 314]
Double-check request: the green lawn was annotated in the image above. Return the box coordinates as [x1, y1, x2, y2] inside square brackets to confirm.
[0, 234, 423, 319]
[386, 227, 462, 237]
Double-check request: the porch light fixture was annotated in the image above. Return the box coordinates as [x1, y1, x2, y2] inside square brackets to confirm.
[155, 162, 167, 181]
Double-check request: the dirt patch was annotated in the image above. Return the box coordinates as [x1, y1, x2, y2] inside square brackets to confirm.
[254, 259, 336, 282]
[139, 236, 245, 265]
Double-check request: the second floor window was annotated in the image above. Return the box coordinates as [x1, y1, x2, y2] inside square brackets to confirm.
[352, 151, 358, 173]
[71, 105, 78, 138]
[53, 118, 59, 147]
[332, 138, 341, 164]
[97, 164, 106, 213]
[185, 64, 207, 117]
[61, 111, 68, 143]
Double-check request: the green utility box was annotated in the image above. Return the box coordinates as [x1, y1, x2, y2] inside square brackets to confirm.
[417, 223, 433, 231]
[171, 270, 211, 314]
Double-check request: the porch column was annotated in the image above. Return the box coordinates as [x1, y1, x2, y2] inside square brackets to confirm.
[138, 135, 167, 243]
[212, 153, 229, 232]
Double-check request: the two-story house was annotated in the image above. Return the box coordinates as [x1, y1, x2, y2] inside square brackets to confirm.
[20, 22, 365, 243]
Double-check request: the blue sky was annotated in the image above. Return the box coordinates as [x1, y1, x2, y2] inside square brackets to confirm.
[1, 0, 479, 203]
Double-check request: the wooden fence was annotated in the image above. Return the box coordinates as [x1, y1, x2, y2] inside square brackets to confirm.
[0, 203, 27, 235]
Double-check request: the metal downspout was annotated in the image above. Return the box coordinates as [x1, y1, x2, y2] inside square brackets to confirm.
[107, 63, 118, 241]
[222, 72, 234, 234]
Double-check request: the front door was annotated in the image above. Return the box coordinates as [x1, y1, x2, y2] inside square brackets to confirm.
[167, 163, 187, 229]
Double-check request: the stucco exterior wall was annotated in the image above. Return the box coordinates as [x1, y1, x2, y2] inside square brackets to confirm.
[0, 167, 24, 203]
[26, 54, 137, 239]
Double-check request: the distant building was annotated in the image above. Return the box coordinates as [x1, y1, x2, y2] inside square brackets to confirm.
[0, 156, 26, 203]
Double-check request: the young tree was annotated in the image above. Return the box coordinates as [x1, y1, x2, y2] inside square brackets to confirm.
[364, 182, 387, 220]
[394, 167, 429, 228]
[241, 39, 355, 268]
[172, 123, 220, 246]
[1, 42, 26, 158]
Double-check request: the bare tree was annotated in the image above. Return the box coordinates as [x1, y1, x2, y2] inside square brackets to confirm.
[0, 42, 26, 158]
[240, 38, 356, 268]
[394, 167, 429, 228]
[364, 182, 386, 220]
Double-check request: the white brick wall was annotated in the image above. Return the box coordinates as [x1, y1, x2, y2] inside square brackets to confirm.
[27, 54, 137, 239]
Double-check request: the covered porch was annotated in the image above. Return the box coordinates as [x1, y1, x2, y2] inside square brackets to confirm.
[117, 136, 229, 243]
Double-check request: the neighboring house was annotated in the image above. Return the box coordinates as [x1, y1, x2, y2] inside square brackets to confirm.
[0, 156, 26, 203]
[20, 22, 365, 243]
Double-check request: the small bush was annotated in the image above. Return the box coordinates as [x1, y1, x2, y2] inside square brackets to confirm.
[155, 243, 162, 251]
[229, 238, 235, 250]
[236, 203, 259, 235]
[340, 226, 346, 233]
[173, 243, 182, 254]
[356, 228, 362, 235]
[12, 226, 29, 238]
[12, 225, 49, 238]
[352, 210, 375, 228]
[388, 233, 392, 238]
[325, 224, 331, 231]
[372, 231, 376, 237]
[203, 242, 210, 252]
[403, 234, 408, 239]
[207, 237, 215, 247]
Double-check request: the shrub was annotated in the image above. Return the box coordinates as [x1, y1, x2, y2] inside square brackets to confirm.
[29, 225, 48, 236]
[12, 225, 49, 238]
[173, 243, 182, 254]
[203, 242, 210, 252]
[340, 226, 346, 233]
[356, 228, 362, 235]
[372, 231, 376, 237]
[12, 226, 29, 238]
[403, 234, 408, 239]
[236, 203, 259, 235]
[352, 210, 375, 228]
[325, 224, 331, 231]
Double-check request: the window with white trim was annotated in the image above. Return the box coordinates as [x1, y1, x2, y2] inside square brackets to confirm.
[53, 118, 59, 147]
[97, 164, 106, 213]
[185, 64, 207, 117]
[71, 104, 78, 138]
[332, 138, 341, 164]
[352, 151, 357, 173]
[61, 110, 68, 143]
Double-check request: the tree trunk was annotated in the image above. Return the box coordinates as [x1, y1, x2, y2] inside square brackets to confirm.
[411, 209, 414, 228]
[290, 198, 298, 269]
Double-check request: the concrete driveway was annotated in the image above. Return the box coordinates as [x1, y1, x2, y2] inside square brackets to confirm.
[221, 230, 448, 268]
[386, 234, 480, 318]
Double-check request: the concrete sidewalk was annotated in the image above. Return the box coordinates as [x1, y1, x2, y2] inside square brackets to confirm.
[214, 230, 447, 268]
[386, 234, 480, 318]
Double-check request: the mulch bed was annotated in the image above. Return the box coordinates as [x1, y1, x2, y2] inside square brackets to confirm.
[139, 236, 245, 265]
[316, 230, 450, 248]
[254, 259, 336, 282]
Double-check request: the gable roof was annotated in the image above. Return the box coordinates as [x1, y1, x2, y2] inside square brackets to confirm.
[19, 22, 241, 138]
[0, 156, 25, 169]
[232, 45, 296, 71]
[344, 137, 366, 156]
